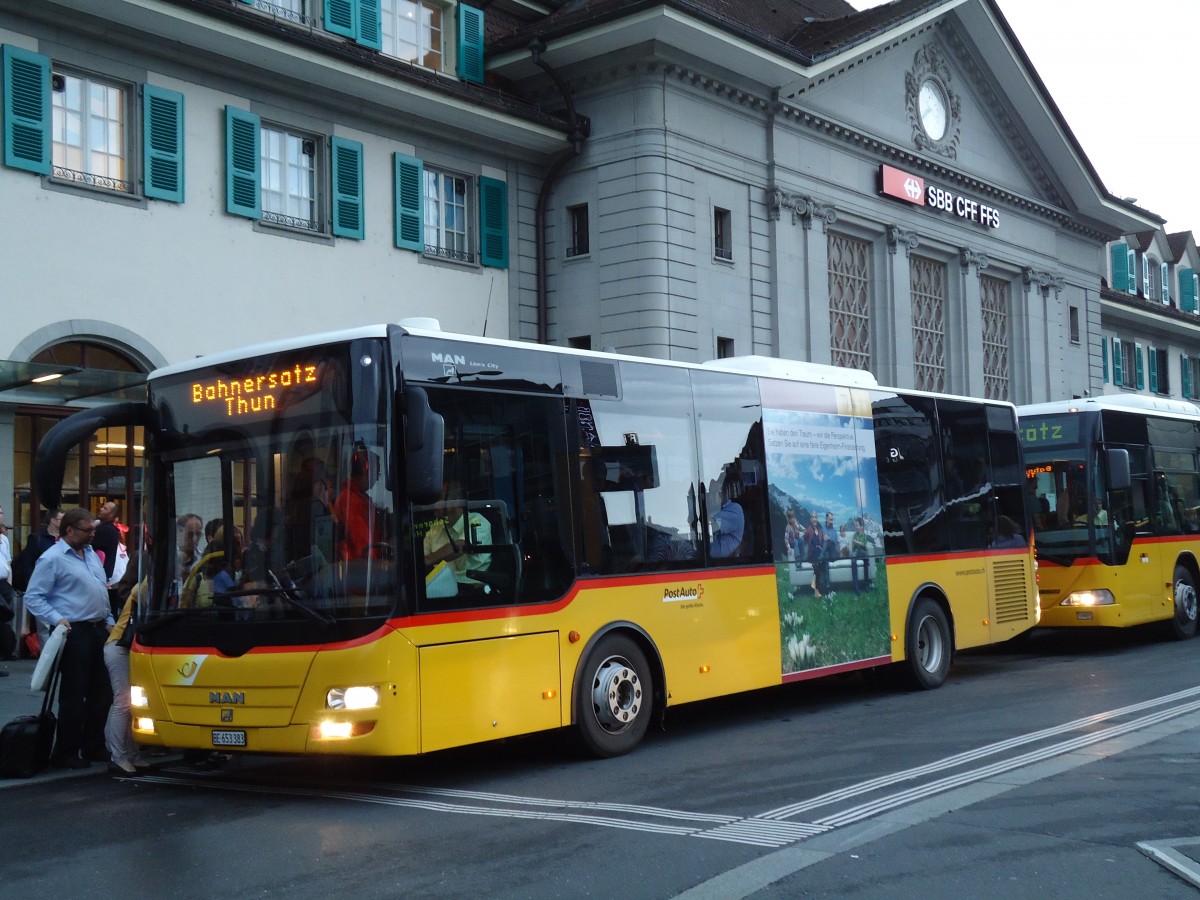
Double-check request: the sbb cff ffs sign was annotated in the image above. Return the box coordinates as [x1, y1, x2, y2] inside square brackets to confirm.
[879, 164, 1000, 229]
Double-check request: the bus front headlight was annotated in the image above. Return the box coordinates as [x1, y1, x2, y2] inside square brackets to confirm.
[130, 685, 149, 708]
[326, 686, 380, 710]
[1061, 590, 1115, 607]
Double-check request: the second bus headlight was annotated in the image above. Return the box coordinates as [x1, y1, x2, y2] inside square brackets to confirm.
[130, 685, 149, 708]
[326, 686, 380, 710]
[1061, 590, 1115, 607]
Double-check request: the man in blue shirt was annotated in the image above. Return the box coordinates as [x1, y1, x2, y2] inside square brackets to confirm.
[24, 507, 115, 769]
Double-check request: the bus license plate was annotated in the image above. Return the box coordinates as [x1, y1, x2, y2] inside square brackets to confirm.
[212, 730, 246, 747]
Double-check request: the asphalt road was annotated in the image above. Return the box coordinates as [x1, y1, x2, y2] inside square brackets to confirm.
[2, 626, 1198, 899]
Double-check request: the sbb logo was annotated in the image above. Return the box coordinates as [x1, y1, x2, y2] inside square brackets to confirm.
[904, 177, 922, 200]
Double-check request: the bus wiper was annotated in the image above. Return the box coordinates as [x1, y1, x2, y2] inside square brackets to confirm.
[265, 571, 338, 626]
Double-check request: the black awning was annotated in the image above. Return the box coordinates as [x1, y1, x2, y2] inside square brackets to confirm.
[0, 359, 147, 407]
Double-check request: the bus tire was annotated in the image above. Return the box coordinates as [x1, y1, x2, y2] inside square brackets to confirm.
[1169, 565, 1198, 641]
[576, 634, 653, 758]
[903, 597, 951, 690]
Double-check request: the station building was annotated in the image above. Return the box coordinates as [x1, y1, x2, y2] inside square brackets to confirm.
[0, 0, 1167, 569]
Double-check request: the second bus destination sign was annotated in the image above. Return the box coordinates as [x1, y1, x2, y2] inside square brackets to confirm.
[879, 164, 1000, 229]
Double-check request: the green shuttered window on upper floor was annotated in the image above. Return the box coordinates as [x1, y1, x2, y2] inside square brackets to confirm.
[393, 153, 507, 267]
[4, 44, 184, 201]
[225, 106, 365, 241]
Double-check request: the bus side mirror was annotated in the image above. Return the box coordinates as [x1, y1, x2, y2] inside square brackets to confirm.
[1106, 448, 1131, 491]
[404, 386, 444, 505]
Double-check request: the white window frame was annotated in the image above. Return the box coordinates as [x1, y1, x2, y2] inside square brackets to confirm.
[260, 123, 323, 233]
[381, 0, 446, 70]
[423, 165, 473, 263]
[51, 67, 132, 194]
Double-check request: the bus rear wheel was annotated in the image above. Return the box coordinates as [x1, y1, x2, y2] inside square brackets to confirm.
[576, 635, 653, 758]
[903, 597, 951, 690]
[1169, 566, 1198, 640]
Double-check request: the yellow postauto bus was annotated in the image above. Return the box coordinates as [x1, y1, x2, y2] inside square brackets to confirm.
[36, 321, 1038, 757]
[1019, 395, 1200, 639]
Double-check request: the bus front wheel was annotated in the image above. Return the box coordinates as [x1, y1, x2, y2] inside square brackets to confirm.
[903, 597, 951, 690]
[1169, 566, 1198, 640]
[576, 635, 654, 758]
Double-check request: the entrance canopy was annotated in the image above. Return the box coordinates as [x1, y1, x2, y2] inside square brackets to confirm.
[0, 359, 147, 407]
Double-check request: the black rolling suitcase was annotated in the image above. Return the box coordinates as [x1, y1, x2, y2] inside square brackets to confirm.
[0, 663, 59, 778]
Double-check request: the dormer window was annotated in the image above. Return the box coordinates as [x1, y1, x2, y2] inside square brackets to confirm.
[382, 0, 444, 70]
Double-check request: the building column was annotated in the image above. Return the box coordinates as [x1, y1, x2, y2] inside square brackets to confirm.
[957, 248, 989, 397]
[882, 226, 921, 389]
[768, 190, 836, 363]
[1020, 268, 1065, 402]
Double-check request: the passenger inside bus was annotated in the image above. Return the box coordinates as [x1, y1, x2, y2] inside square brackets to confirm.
[334, 449, 384, 559]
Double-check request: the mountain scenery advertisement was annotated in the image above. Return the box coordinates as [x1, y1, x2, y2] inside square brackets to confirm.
[760, 380, 890, 678]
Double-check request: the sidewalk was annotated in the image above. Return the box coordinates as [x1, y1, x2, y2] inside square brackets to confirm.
[0, 657, 167, 788]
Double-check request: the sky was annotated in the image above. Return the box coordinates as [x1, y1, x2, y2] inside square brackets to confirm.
[852, 0, 1199, 234]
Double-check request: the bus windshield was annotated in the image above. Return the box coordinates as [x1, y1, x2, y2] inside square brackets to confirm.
[140, 338, 395, 644]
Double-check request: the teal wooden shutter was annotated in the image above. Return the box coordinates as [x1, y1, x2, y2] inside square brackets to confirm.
[1183, 355, 1192, 399]
[1111, 244, 1129, 293]
[224, 106, 260, 219]
[479, 176, 507, 268]
[1181, 268, 1197, 312]
[1135, 343, 1145, 389]
[142, 85, 184, 202]
[331, 136, 364, 239]
[325, 0, 355, 39]
[358, 0, 382, 50]
[2, 45, 50, 174]
[1102, 336, 1109, 383]
[1113, 338, 1123, 386]
[1127, 247, 1136, 293]
[1149, 346, 1159, 393]
[457, 4, 485, 84]
[393, 153, 423, 251]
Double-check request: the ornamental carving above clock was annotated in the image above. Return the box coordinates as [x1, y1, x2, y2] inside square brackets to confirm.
[906, 44, 961, 158]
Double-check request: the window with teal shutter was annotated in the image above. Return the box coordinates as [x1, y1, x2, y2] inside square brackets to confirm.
[1182, 268, 1197, 313]
[358, 0, 382, 50]
[479, 176, 507, 268]
[1111, 244, 1129, 293]
[1141, 255, 1150, 298]
[393, 153, 423, 251]
[1161, 262, 1170, 305]
[324, 0, 355, 38]
[331, 136, 364, 239]
[1182, 355, 1192, 399]
[1113, 338, 1123, 386]
[1135, 343, 1145, 390]
[324, 0, 380, 49]
[142, 85, 184, 202]
[457, 3, 485, 84]
[1148, 345, 1158, 393]
[1127, 247, 1136, 293]
[2, 45, 51, 174]
[225, 106, 260, 219]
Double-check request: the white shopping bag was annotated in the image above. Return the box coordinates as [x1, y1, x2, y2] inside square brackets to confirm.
[30, 622, 69, 692]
